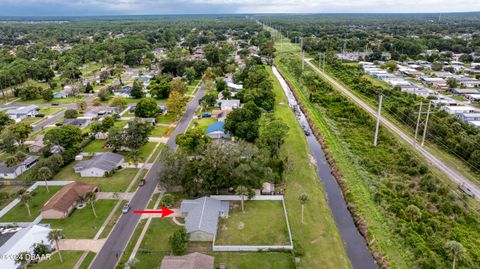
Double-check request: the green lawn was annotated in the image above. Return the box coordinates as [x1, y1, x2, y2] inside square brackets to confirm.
[99, 202, 123, 239]
[114, 120, 129, 128]
[212, 252, 295, 269]
[83, 140, 108, 153]
[148, 143, 165, 163]
[120, 142, 157, 163]
[78, 252, 96, 269]
[267, 67, 352, 268]
[150, 125, 173, 137]
[15, 96, 85, 105]
[21, 116, 44, 125]
[0, 185, 26, 209]
[81, 63, 102, 76]
[155, 113, 176, 124]
[215, 201, 290, 246]
[0, 186, 63, 222]
[32, 251, 83, 269]
[39, 107, 63, 115]
[191, 117, 217, 132]
[133, 219, 179, 269]
[42, 200, 116, 239]
[53, 163, 139, 192]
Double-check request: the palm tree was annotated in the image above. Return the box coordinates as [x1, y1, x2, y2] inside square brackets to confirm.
[129, 149, 142, 167]
[47, 229, 64, 263]
[37, 167, 52, 192]
[5, 156, 18, 168]
[85, 191, 97, 218]
[76, 195, 86, 206]
[445, 240, 466, 269]
[235, 185, 249, 213]
[126, 257, 139, 269]
[15, 251, 30, 269]
[299, 192, 309, 224]
[20, 192, 32, 217]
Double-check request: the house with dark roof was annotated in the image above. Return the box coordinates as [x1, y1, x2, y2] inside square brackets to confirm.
[160, 252, 214, 269]
[41, 182, 98, 219]
[0, 156, 38, 179]
[180, 197, 229, 242]
[74, 152, 124, 177]
[205, 122, 229, 139]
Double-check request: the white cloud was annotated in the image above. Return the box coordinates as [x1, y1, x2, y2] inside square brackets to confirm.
[0, 0, 479, 15]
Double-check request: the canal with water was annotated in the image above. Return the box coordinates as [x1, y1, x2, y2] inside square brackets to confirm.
[272, 66, 378, 269]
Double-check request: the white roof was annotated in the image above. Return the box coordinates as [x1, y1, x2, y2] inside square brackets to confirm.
[0, 225, 51, 269]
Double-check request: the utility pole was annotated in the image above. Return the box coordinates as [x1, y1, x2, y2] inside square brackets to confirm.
[414, 102, 423, 147]
[421, 101, 432, 147]
[373, 95, 383, 146]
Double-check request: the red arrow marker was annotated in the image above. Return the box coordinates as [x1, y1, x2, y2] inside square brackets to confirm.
[133, 207, 174, 218]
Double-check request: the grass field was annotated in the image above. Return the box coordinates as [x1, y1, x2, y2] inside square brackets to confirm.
[42, 200, 117, 239]
[148, 143, 165, 163]
[212, 252, 295, 269]
[0, 186, 62, 222]
[150, 125, 173, 137]
[190, 117, 217, 132]
[83, 140, 108, 153]
[156, 113, 176, 124]
[267, 67, 352, 268]
[32, 251, 83, 269]
[78, 252, 96, 269]
[132, 219, 179, 269]
[215, 201, 290, 246]
[120, 142, 157, 163]
[53, 164, 138, 192]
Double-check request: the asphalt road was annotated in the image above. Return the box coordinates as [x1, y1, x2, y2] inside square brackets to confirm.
[305, 59, 480, 200]
[273, 66, 377, 269]
[89, 85, 206, 269]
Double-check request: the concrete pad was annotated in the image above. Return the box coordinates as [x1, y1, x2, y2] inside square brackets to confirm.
[59, 239, 106, 253]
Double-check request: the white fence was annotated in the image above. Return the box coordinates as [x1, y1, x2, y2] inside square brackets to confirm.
[210, 195, 294, 252]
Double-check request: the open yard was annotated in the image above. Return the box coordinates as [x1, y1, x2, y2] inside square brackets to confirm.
[83, 140, 108, 153]
[42, 200, 116, 239]
[32, 251, 84, 269]
[0, 186, 63, 222]
[190, 117, 217, 132]
[212, 252, 295, 269]
[53, 163, 138, 192]
[132, 218, 179, 269]
[150, 125, 173, 137]
[155, 113, 176, 124]
[215, 200, 290, 246]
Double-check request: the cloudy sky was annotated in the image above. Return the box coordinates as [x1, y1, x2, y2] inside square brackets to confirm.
[0, 0, 479, 16]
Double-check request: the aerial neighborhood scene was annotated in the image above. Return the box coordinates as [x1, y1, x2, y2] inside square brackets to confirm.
[0, 1, 480, 269]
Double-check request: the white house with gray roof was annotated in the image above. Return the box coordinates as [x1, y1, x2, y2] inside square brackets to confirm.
[0, 224, 52, 269]
[180, 197, 229, 242]
[0, 156, 38, 179]
[74, 152, 123, 177]
[6, 105, 38, 122]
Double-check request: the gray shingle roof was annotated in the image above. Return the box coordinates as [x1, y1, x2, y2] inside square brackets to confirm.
[75, 152, 123, 172]
[0, 156, 38, 174]
[180, 197, 229, 235]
